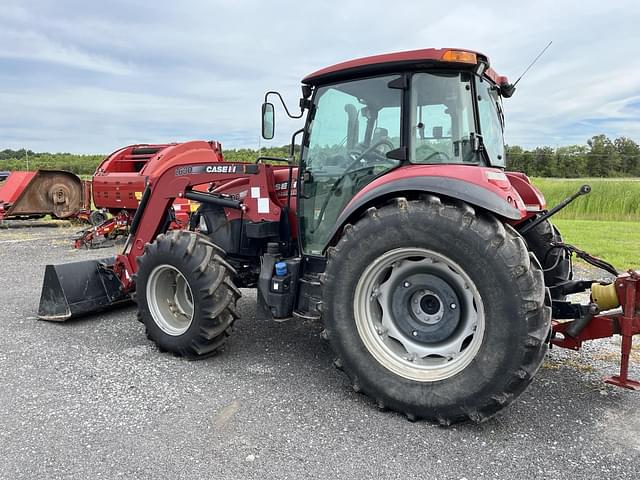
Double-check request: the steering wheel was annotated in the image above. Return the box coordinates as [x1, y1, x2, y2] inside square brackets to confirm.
[416, 144, 452, 163]
[347, 138, 396, 167]
[310, 139, 397, 234]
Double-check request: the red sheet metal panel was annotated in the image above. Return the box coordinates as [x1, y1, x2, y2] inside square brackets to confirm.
[0, 171, 37, 204]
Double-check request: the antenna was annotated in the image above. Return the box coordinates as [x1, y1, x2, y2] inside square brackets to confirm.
[513, 40, 553, 87]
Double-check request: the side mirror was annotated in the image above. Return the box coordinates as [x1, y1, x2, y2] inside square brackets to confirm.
[261, 102, 275, 140]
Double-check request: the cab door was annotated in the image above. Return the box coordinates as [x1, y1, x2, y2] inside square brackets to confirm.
[298, 75, 403, 254]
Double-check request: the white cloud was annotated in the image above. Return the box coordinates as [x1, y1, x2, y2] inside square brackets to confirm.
[0, 0, 638, 152]
[0, 28, 133, 76]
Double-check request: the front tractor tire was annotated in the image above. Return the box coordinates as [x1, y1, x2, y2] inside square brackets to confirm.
[322, 196, 550, 424]
[135, 230, 240, 359]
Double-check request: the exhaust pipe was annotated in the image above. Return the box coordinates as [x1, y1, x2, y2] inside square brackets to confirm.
[37, 257, 132, 321]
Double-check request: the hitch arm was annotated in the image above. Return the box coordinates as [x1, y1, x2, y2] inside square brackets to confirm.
[520, 184, 591, 235]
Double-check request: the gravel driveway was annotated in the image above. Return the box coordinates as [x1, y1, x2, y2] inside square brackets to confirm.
[0, 222, 639, 479]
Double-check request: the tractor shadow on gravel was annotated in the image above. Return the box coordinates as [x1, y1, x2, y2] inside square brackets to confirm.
[199, 296, 633, 428]
[34, 290, 635, 429]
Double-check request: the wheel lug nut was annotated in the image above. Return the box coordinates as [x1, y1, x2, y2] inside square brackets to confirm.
[450, 303, 457, 309]
[412, 331, 418, 337]
[403, 282, 411, 288]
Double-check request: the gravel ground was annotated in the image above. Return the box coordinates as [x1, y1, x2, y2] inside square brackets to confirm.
[0, 222, 639, 480]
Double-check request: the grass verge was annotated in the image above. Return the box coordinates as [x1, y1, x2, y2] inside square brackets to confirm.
[532, 177, 640, 222]
[553, 219, 639, 271]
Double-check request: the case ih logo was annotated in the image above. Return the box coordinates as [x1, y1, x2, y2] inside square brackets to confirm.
[206, 165, 238, 174]
[175, 164, 240, 176]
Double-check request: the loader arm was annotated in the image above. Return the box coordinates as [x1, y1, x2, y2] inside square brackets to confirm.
[129, 163, 267, 238]
[117, 161, 283, 290]
[38, 148, 285, 320]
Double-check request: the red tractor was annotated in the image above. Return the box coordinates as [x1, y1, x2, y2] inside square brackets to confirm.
[38, 48, 640, 423]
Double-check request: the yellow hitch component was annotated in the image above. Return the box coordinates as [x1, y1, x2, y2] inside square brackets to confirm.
[591, 282, 620, 311]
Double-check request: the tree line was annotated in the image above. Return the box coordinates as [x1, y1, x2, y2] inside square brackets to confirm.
[1, 135, 638, 177]
[506, 135, 640, 177]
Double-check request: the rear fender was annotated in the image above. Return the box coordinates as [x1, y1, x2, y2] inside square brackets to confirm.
[505, 172, 547, 216]
[327, 164, 528, 249]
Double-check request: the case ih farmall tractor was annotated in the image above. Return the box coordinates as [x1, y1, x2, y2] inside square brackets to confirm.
[38, 48, 640, 423]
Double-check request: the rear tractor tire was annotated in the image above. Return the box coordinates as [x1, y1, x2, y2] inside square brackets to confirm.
[521, 218, 571, 299]
[322, 196, 550, 423]
[135, 230, 241, 358]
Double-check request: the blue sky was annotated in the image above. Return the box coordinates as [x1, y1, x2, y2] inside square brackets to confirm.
[0, 0, 638, 153]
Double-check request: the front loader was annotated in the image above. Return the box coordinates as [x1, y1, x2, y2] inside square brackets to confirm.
[37, 48, 640, 423]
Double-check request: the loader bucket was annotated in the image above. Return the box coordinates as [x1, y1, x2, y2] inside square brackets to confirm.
[37, 257, 131, 321]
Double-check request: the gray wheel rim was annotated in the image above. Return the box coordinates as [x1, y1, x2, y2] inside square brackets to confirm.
[354, 248, 485, 382]
[146, 264, 194, 336]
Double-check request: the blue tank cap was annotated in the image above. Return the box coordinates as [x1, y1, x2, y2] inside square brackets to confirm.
[275, 262, 288, 277]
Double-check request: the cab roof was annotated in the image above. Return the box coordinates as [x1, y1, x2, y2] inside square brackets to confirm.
[302, 47, 507, 87]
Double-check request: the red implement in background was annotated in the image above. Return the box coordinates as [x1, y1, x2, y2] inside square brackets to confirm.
[71, 143, 206, 248]
[91, 142, 223, 213]
[0, 170, 90, 220]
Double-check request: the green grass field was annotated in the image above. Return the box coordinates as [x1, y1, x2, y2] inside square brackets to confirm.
[532, 177, 640, 222]
[531, 178, 639, 270]
[552, 219, 639, 270]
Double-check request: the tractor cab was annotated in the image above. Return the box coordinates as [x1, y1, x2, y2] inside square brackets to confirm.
[263, 48, 511, 253]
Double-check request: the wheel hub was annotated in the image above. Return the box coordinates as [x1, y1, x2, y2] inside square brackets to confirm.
[392, 274, 461, 343]
[354, 248, 485, 382]
[146, 264, 194, 336]
[419, 293, 441, 318]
